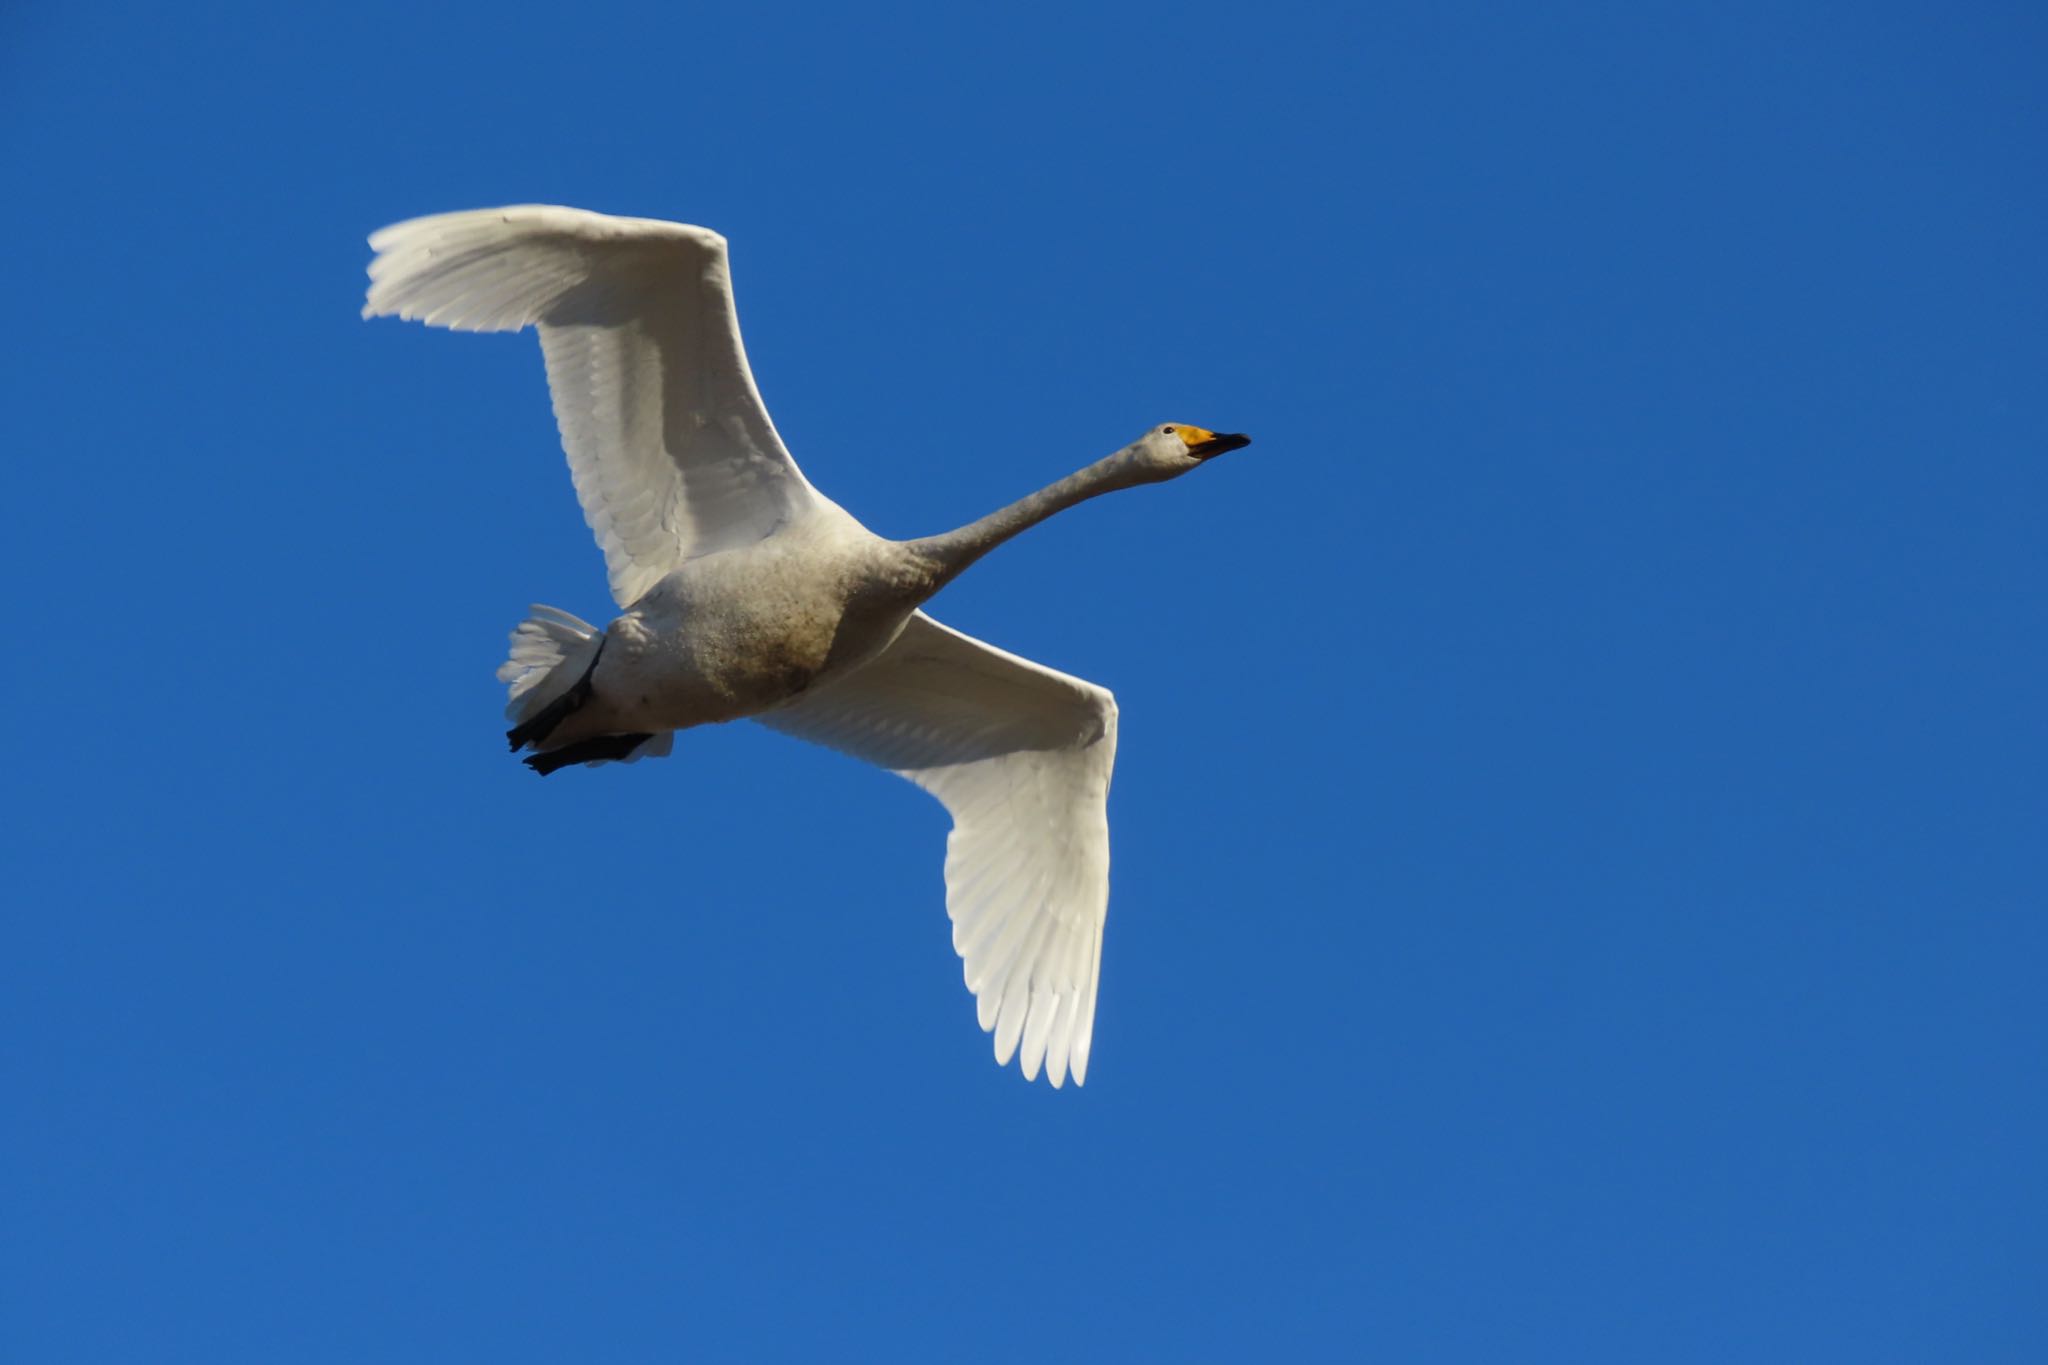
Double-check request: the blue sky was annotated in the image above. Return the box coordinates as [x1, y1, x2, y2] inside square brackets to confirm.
[4, 1, 2043, 1359]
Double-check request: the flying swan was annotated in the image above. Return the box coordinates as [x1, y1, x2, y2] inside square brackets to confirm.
[362, 205, 1250, 1086]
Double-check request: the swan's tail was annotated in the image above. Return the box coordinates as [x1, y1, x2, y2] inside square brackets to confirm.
[498, 605, 601, 731]
[495, 605, 673, 771]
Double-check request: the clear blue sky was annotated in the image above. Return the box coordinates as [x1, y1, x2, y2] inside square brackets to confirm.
[4, 2, 2042, 1360]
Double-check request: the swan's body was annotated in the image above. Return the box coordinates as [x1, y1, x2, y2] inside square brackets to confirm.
[363, 205, 1249, 1086]
[537, 511, 926, 747]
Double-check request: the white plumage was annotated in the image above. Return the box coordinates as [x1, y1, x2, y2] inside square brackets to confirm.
[364, 205, 1250, 1086]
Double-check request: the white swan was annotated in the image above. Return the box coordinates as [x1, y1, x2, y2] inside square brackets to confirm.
[362, 206, 1250, 1086]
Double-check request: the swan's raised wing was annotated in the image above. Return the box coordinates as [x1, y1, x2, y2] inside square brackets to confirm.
[363, 205, 819, 607]
[757, 612, 1118, 1087]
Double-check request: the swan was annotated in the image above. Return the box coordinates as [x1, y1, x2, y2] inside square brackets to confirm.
[362, 205, 1251, 1086]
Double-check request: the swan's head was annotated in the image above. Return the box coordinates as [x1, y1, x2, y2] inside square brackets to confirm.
[1131, 423, 1253, 477]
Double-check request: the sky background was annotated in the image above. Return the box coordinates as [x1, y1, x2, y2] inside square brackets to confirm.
[3, 1, 2044, 1360]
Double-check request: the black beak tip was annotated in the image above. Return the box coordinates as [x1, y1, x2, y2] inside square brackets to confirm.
[1194, 432, 1252, 458]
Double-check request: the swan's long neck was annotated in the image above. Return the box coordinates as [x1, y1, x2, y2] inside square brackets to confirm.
[905, 447, 1156, 590]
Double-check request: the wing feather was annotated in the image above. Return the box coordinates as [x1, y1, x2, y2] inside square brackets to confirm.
[364, 205, 820, 606]
[755, 612, 1117, 1087]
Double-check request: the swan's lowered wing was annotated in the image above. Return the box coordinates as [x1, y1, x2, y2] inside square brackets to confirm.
[364, 205, 819, 607]
[757, 612, 1118, 1087]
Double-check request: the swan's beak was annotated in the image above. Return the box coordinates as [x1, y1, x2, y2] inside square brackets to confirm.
[1187, 431, 1252, 459]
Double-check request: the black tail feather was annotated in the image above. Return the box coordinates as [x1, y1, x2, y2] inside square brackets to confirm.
[525, 733, 656, 776]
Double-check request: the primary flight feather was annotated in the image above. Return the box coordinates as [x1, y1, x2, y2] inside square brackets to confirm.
[363, 205, 1251, 1086]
